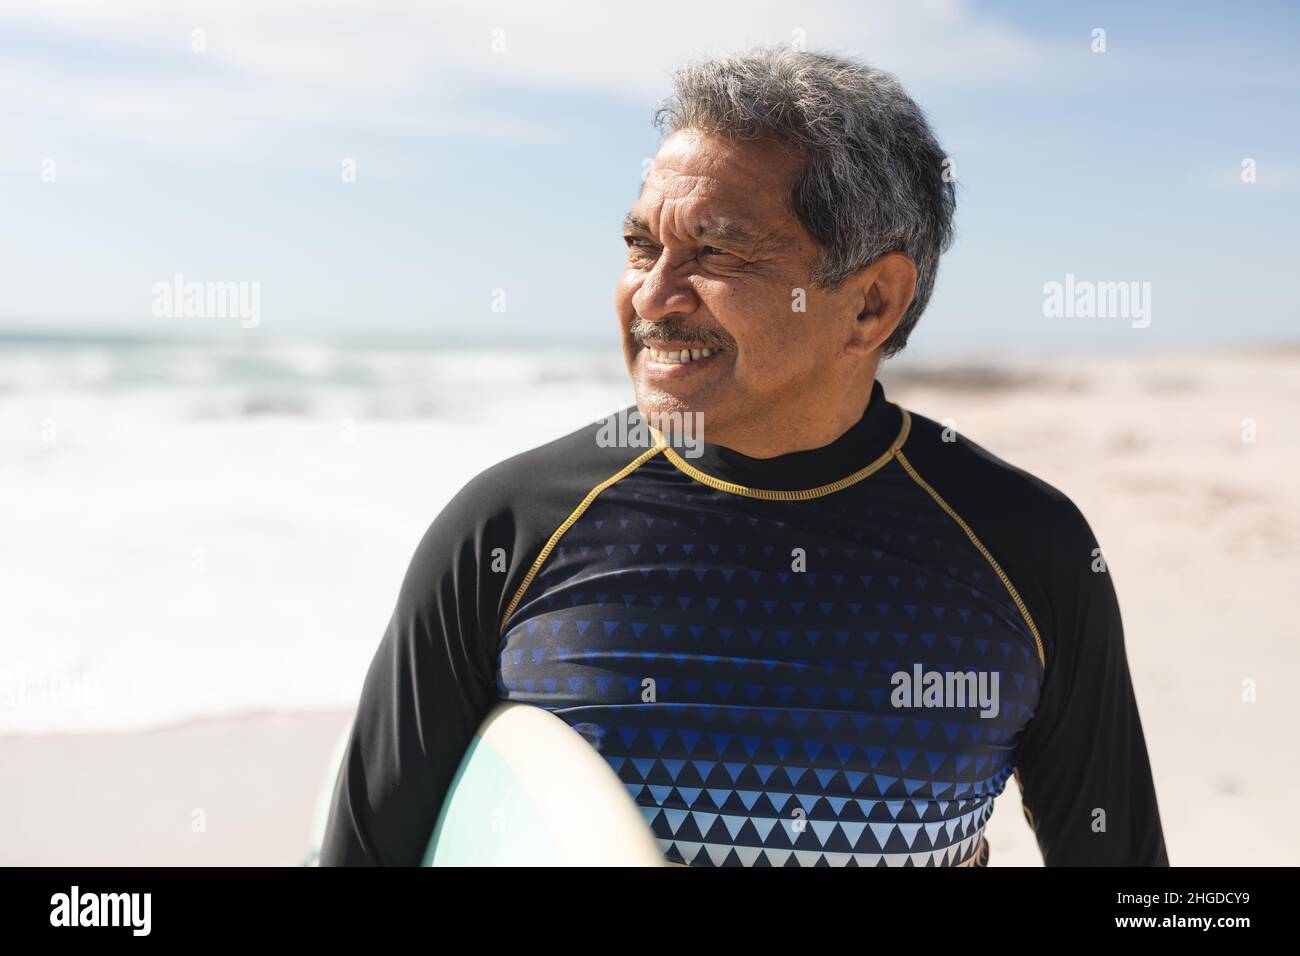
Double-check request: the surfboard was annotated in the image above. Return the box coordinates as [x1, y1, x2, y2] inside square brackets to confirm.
[304, 702, 665, 866]
[424, 702, 666, 866]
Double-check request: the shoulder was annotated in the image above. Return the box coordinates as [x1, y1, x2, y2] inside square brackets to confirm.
[439, 408, 653, 529]
[895, 407, 1106, 665]
[898, 407, 1095, 548]
[398, 409, 656, 623]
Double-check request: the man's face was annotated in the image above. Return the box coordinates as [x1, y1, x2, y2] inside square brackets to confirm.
[616, 128, 863, 445]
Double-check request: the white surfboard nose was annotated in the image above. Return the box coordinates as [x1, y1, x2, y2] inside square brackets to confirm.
[426, 702, 666, 866]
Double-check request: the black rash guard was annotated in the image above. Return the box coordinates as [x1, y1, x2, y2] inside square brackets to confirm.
[319, 379, 1168, 867]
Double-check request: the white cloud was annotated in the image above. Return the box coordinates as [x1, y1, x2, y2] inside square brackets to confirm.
[0, 0, 1049, 163]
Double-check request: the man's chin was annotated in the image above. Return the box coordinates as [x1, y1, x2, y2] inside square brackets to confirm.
[639, 380, 743, 443]
[634, 389, 697, 421]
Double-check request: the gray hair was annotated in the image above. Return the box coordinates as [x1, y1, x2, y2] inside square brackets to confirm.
[653, 47, 956, 356]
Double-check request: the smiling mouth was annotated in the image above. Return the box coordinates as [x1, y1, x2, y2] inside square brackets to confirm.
[643, 345, 722, 365]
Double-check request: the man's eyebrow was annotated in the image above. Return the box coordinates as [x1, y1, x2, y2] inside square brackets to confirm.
[622, 213, 651, 234]
[694, 221, 761, 245]
[621, 213, 769, 248]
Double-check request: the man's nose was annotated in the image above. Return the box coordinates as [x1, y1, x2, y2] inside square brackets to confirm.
[632, 253, 698, 322]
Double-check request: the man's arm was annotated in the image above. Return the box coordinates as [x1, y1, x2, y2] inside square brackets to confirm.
[1013, 504, 1169, 866]
[893, 413, 1168, 866]
[315, 420, 640, 865]
[317, 488, 503, 866]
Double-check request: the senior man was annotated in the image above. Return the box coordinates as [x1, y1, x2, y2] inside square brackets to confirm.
[320, 47, 1168, 867]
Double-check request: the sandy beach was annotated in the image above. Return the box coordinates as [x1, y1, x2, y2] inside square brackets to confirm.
[0, 711, 352, 866]
[3, 347, 1297, 866]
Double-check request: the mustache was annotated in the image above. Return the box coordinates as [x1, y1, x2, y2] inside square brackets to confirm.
[628, 315, 734, 350]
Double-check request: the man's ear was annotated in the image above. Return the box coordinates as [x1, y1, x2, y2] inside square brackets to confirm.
[846, 253, 917, 355]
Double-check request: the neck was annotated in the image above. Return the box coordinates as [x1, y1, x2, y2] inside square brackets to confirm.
[649, 377, 902, 493]
[706, 379, 877, 459]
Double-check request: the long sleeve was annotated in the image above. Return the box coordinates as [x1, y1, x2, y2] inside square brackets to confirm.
[1012, 504, 1169, 866]
[892, 412, 1169, 867]
[317, 488, 502, 866]
[315, 426, 638, 865]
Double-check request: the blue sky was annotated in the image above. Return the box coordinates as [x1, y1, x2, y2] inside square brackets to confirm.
[1, 0, 1296, 356]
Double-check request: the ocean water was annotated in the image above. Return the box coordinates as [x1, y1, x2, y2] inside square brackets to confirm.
[0, 334, 632, 734]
